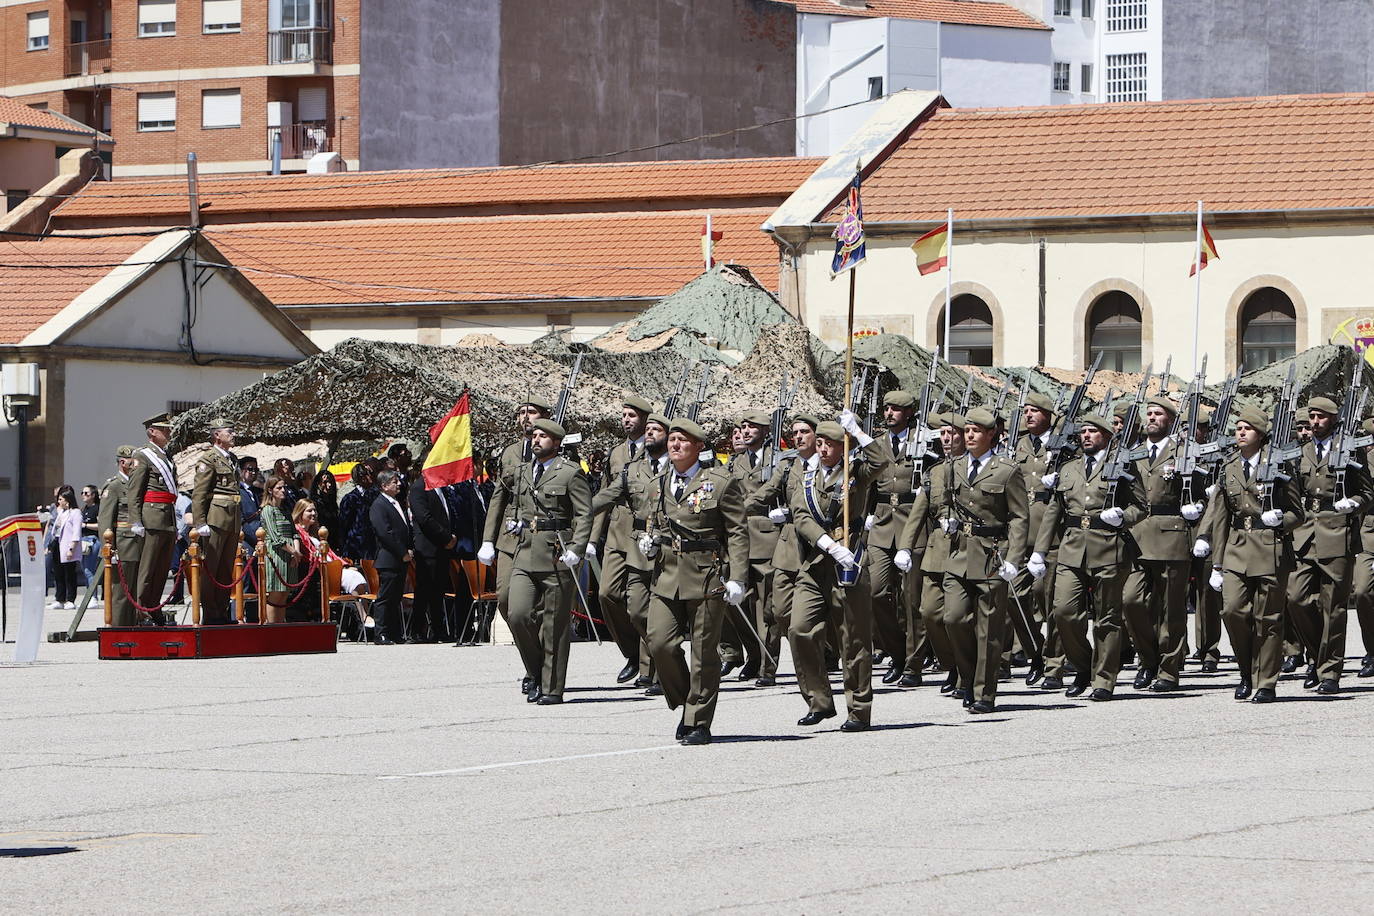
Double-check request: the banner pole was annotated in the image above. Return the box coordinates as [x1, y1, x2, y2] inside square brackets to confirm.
[944, 208, 954, 361]
[1193, 200, 1203, 374]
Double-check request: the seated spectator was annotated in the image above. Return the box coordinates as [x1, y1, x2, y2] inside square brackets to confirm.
[239, 456, 263, 547]
[338, 460, 380, 562]
[287, 498, 367, 623]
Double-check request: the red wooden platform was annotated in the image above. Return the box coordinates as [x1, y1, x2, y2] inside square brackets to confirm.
[98, 623, 338, 660]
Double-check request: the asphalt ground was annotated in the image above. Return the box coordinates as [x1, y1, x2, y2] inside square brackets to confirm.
[4, 607, 1374, 913]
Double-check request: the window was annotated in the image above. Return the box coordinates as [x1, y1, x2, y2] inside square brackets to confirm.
[6, 190, 31, 213]
[201, 88, 241, 128]
[1053, 62, 1071, 92]
[1082, 0, 1094, 18]
[1081, 63, 1094, 93]
[1054, 0, 1072, 16]
[281, 0, 314, 29]
[1088, 291, 1142, 372]
[138, 0, 176, 36]
[27, 12, 49, 50]
[1105, 52, 1147, 102]
[137, 91, 176, 131]
[203, 0, 241, 32]
[867, 76, 883, 101]
[1240, 289, 1297, 372]
[937, 295, 995, 367]
[297, 86, 327, 122]
[1106, 0, 1146, 32]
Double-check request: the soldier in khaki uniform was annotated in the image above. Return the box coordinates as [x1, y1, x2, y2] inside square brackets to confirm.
[897, 411, 965, 692]
[190, 418, 242, 625]
[644, 418, 749, 746]
[98, 445, 141, 627]
[1013, 392, 1061, 687]
[590, 394, 656, 685]
[789, 412, 890, 730]
[721, 410, 780, 683]
[1353, 418, 1374, 679]
[1194, 407, 1303, 702]
[743, 415, 820, 688]
[126, 413, 179, 624]
[1029, 413, 1147, 700]
[939, 408, 1029, 713]
[590, 411, 670, 693]
[1121, 396, 1208, 692]
[486, 418, 592, 706]
[1285, 396, 1371, 694]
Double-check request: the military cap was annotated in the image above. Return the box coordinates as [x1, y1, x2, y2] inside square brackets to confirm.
[1078, 413, 1114, 434]
[1112, 401, 1134, 419]
[815, 421, 846, 442]
[1365, 416, 1374, 437]
[115, 444, 135, 458]
[941, 411, 969, 429]
[1195, 407, 1215, 427]
[1146, 395, 1178, 416]
[207, 416, 233, 431]
[1236, 406, 1270, 437]
[740, 409, 771, 428]
[1024, 392, 1055, 415]
[965, 408, 997, 430]
[1306, 396, 1340, 417]
[669, 418, 708, 441]
[646, 412, 669, 430]
[623, 394, 652, 414]
[883, 389, 916, 409]
[792, 413, 819, 430]
[531, 418, 566, 439]
[522, 394, 553, 413]
[143, 412, 172, 430]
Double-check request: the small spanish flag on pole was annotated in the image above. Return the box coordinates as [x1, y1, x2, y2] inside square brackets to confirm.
[1189, 214, 1220, 277]
[422, 390, 475, 488]
[702, 214, 723, 269]
[912, 221, 950, 276]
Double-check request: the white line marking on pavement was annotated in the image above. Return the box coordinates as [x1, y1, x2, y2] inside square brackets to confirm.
[377, 744, 681, 780]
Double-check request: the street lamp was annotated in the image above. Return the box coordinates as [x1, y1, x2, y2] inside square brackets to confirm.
[2, 363, 42, 514]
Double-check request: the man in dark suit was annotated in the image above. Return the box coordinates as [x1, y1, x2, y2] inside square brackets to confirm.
[369, 470, 413, 645]
[409, 474, 456, 642]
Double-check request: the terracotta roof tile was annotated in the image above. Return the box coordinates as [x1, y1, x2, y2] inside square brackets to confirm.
[836, 93, 1374, 223]
[0, 235, 148, 344]
[777, 0, 1047, 30]
[0, 95, 99, 136]
[55, 157, 822, 222]
[202, 209, 779, 306]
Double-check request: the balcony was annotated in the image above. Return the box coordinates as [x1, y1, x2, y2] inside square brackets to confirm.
[64, 38, 111, 77]
[267, 122, 335, 160]
[267, 29, 332, 65]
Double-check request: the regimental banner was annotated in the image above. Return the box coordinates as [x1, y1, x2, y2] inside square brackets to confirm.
[4, 515, 46, 663]
[1331, 316, 1374, 367]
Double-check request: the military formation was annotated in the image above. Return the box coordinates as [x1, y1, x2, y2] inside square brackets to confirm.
[477, 351, 1374, 746]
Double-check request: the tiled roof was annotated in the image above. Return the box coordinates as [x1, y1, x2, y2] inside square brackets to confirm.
[829, 93, 1374, 223]
[202, 209, 780, 306]
[0, 235, 148, 344]
[778, 0, 1048, 30]
[54, 157, 823, 222]
[0, 95, 98, 135]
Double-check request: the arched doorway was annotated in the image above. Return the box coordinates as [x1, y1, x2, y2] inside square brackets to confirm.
[1087, 290, 1142, 372]
[1239, 287, 1297, 372]
[936, 294, 994, 366]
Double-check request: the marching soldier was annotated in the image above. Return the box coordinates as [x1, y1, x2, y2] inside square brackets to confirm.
[590, 411, 671, 694]
[1029, 413, 1146, 700]
[98, 445, 140, 627]
[1190, 409, 1224, 672]
[126, 413, 179, 624]
[789, 411, 890, 730]
[1355, 418, 1374, 679]
[941, 408, 1029, 713]
[1286, 395, 1371, 694]
[867, 390, 925, 686]
[496, 418, 592, 706]
[1113, 401, 1143, 449]
[644, 418, 749, 746]
[1013, 392, 1059, 687]
[1194, 408, 1303, 702]
[1121, 395, 1207, 692]
[721, 410, 779, 683]
[190, 418, 242, 625]
[590, 394, 656, 685]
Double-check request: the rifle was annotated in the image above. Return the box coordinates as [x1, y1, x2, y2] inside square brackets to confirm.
[993, 374, 1013, 416]
[1170, 356, 1207, 505]
[847, 365, 870, 417]
[551, 353, 583, 427]
[760, 372, 802, 483]
[1256, 363, 1302, 510]
[1044, 352, 1104, 472]
[1100, 367, 1152, 507]
[933, 383, 949, 414]
[1099, 388, 1118, 428]
[1330, 351, 1372, 501]
[1005, 368, 1031, 454]
[685, 364, 711, 423]
[1157, 355, 1172, 396]
[1198, 373, 1240, 467]
[957, 371, 975, 414]
[912, 354, 940, 464]
[662, 359, 696, 420]
[864, 367, 883, 436]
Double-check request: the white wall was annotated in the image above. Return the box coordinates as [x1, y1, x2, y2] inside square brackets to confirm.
[1099, 0, 1164, 101]
[940, 23, 1052, 107]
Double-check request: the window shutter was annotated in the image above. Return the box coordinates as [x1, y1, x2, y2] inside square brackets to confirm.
[201, 89, 241, 127]
[138, 0, 176, 25]
[202, 0, 240, 29]
[138, 91, 176, 123]
[297, 86, 327, 122]
[28, 11, 50, 41]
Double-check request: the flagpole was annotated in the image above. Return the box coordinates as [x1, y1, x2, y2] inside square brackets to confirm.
[944, 208, 953, 361]
[705, 213, 713, 270]
[1192, 200, 1202, 374]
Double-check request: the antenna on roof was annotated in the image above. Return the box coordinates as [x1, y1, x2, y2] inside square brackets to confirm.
[187, 152, 201, 229]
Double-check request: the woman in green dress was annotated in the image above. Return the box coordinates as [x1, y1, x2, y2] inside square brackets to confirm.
[260, 474, 299, 624]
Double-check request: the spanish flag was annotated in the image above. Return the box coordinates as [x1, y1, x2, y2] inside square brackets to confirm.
[912, 222, 949, 276]
[422, 391, 475, 488]
[1190, 220, 1220, 276]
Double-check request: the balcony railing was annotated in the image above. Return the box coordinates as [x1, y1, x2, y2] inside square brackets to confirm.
[267, 121, 335, 160]
[267, 28, 332, 65]
[65, 38, 111, 77]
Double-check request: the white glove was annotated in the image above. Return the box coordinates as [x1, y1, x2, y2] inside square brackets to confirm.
[1027, 552, 1046, 580]
[637, 534, 659, 559]
[585, 543, 598, 559]
[1335, 497, 1360, 514]
[768, 507, 789, 524]
[504, 519, 520, 533]
[1099, 507, 1124, 527]
[894, 549, 912, 572]
[131, 524, 146, 537]
[1206, 483, 1219, 499]
[864, 514, 876, 531]
[723, 580, 746, 606]
[940, 518, 959, 534]
[1041, 472, 1058, 488]
[1261, 509, 1283, 528]
[1181, 502, 1203, 522]
[197, 524, 212, 536]
[1191, 538, 1211, 558]
[998, 560, 1018, 582]
[1209, 569, 1224, 592]
[838, 409, 862, 437]
[477, 541, 496, 565]
[817, 535, 856, 569]
[560, 549, 580, 569]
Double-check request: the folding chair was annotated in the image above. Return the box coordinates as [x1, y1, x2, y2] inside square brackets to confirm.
[457, 558, 498, 646]
[322, 556, 367, 641]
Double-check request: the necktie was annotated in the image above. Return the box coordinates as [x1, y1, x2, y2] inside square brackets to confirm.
[1084, 456, 1095, 478]
[1316, 443, 1325, 463]
[749, 451, 757, 469]
[652, 458, 661, 475]
[1243, 459, 1251, 481]
[673, 475, 687, 502]
[892, 434, 901, 456]
[532, 462, 544, 486]
[1033, 438, 1042, 455]
[1149, 444, 1157, 463]
[629, 442, 638, 460]
[969, 457, 981, 481]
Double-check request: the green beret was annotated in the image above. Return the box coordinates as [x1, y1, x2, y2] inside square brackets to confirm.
[1146, 396, 1178, 416]
[531, 419, 566, 439]
[116, 444, 135, 458]
[522, 395, 553, 413]
[942, 411, 968, 429]
[646, 412, 669, 429]
[1024, 392, 1055, 415]
[792, 414, 819, 430]
[1195, 407, 1215, 427]
[965, 408, 997, 430]
[1079, 413, 1113, 434]
[207, 416, 233, 431]
[1236, 406, 1270, 437]
[883, 390, 916, 409]
[143, 412, 172, 429]
[669, 418, 708, 441]
[815, 421, 846, 442]
[740, 409, 770, 427]
[623, 395, 652, 414]
[1112, 402, 1133, 419]
[1307, 396, 1340, 416]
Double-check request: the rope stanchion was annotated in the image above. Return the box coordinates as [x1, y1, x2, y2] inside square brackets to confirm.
[101, 530, 113, 626]
[233, 545, 246, 623]
[318, 527, 332, 623]
[256, 528, 267, 626]
[189, 529, 202, 626]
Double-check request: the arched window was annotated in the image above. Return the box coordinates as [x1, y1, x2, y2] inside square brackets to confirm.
[936, 294, 994, 366]
[1088, 290, 1142, 372]
[1239, 287, 1297, 372]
